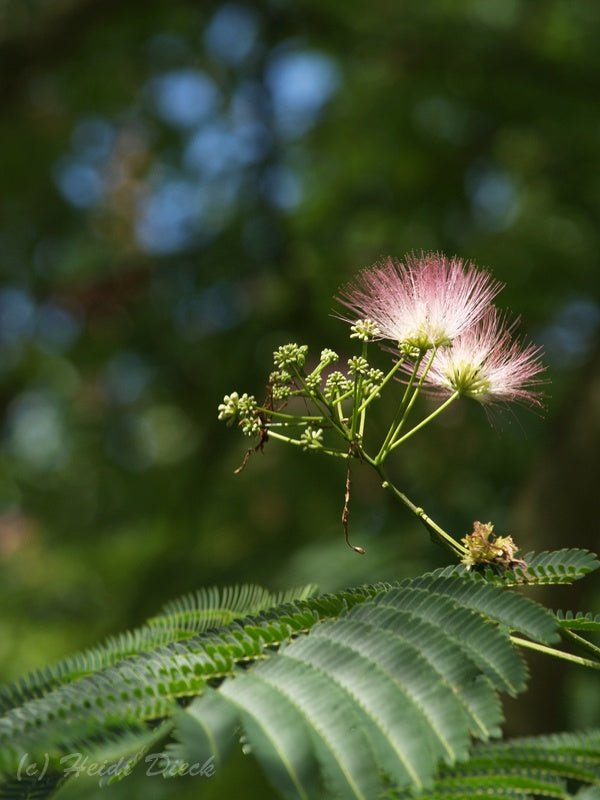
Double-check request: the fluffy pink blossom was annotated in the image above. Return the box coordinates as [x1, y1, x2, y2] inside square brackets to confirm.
[337, 253, 502, 350]
[420, 308, 546, 406]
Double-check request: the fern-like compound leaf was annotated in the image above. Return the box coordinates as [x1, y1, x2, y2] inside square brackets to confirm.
[556, 611, 600, 632]
[404, 573, 559, 644]
[436, 549, 599, 588]
[174, 578, 546, 798]
[1, 566, 589, 800]
[0, 584, 317, 716]
[149, 583, 318, 636]
[388, 729, 600, 800]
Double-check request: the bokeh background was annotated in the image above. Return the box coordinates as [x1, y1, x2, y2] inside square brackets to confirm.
[1, 0, 599, 796]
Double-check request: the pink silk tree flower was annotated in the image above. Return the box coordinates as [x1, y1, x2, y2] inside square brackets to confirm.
[421, 308, 546, 406]
[337, 252, 503, 350]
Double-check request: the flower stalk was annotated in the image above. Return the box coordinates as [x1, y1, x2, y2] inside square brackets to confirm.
[388, 390, 459, 452]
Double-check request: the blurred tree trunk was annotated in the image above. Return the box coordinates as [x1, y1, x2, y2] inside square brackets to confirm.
[506, 339, 600, 734]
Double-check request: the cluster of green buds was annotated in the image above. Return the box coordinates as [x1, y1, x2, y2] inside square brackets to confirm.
[217, 392, 261, 437]
[217, 328, 402, 460]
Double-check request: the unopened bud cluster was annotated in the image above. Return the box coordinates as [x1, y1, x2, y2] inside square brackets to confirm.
[218, 392, 251, 423]
[273, 343, 308, 369]
[350, 318, 381, 341]
[217, 392, 261, 437]
[218, 336, 388, 452]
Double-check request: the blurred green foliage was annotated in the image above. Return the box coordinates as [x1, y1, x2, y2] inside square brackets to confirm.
[1, 0, 599, 795]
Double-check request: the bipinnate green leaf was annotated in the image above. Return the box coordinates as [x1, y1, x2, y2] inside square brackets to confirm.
[174, 577, 545, 798]
[436, 548, 600, 588]
[389, 729, 600, 800]
[405, 573, 559, 643]
[4, 562, 597, 800]
[0, 583, 317, 715]
[556, 611, 600, 632]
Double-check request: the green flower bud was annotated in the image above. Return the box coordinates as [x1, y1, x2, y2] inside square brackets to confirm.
[240, 416, 262, 437]
[218, 392, 241, 423]
[319, 348, 339, 365]
[273, 343, 309, 369]
[398, 341, 423, 359]
[272, 384, 291, 401]
[238, 393, 257, 418]
[300, 426, 323, 450]
[363, 367, 385, 398]
[324, 371, 351, 401]
[350, 318, 381, 341]
[305, 372, 322, 392]
[348, 356, 369, 377]
[269, 369, 292, 385]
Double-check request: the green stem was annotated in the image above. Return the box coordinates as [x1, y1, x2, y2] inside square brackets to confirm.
[325, 389, 353, 403]
[385, 346, 438, 453]
[357, 357, 405, 414]
[256, 407, 325, 423]
[358, 404, 366, 440]
[389, 392, 460, 452]
[307, 360, 332, 382]
[292, 367, 350, 439]
[265, 430, 303, 447]
[510, 636, 600, 670]
[350, 341, 368, 439]
[322, 449, 350, 459]
[375, 353, 424, 463]
[333, 389, 345, 425]
[267, 430, 349, 458]
[268, 422, 323, 428]
[367, 460, 467, 557]
[561, 628, 600, 660]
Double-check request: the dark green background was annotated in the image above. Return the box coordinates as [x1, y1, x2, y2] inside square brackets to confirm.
[1, 1, 599, 796]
